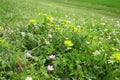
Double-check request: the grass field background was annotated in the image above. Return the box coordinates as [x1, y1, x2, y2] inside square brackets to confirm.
[0, 0, 120, 28]
[0, 0, 120, 80]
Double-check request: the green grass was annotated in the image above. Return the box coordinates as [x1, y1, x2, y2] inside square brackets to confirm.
[69, 0, 120, 8]
[0, 0, 120, 80]
[0, 0, 120, 28]
[48, 0, 120, 17]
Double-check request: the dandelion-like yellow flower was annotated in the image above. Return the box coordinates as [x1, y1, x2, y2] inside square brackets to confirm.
[0, 26, 3, 31]
[47, 16, 54, 22]
[64, 40, 73, 46]
[29, 19, 36, 24]
[73, 27, 78, 32]
[112, 52, 120, 61]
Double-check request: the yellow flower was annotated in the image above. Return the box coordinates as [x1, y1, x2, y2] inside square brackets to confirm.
[29, 19, 36, 24]
[73, 26, 78, 32]
[47, 16, 54, 22]
[64, 40, 73, 46]
[112, 52, 120, 61]
[0, 26, 3, 30]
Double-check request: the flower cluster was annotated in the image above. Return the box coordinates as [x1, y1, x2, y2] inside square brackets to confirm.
[47, 54, 56, 71]
[2, 12, 120, 80]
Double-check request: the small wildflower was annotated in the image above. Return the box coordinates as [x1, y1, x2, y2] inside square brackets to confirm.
[45, 40, 50, 45]
[47, 23, 51, 26]
[29, 19, 36, 24]
[66, 47, 72, 50]
[9, 30, 14, 33]
[48, 34, 52, 38]
[47, 16, 54, 22]
[93, 50, 101, 55]
[104, 28, 108, 32]
[47, 65, 54, 71]
[111, 52, 120, 62]
[49, 54, 56, 60]
[73, 26, 78, 32]
[108, 60, 114, 64]
[77, 25, 81, 28]
[43, 13, 47, 16]
[64, 40, 73, 47]
[88, 78, 92, 80]
[25, 76, 32, 80]
[86, 41, 90, 44]
[26, 52, 32, 57]
[21, 32, 26, 36]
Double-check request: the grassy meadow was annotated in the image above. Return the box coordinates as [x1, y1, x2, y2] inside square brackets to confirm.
[0, 0, 120, 80]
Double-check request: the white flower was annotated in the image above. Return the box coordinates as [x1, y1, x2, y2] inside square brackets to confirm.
[48, 34, 52, 38]
[25, 77, 32, 80]
[77, 25, 81, 28]
[108, 60, 114, 64]
[45, 40, 50, 45]
[26, 52, 32, 57]
[93, 50, 101, 55]
[21, 32, 26, 36]
[107, 36, 111, 40]
[88, 78, 92, 80]
[9, 30, 14, 34]
[86, 41, 90, 44]
[104, 29, 108, 32]
[47, 65, 54, 71]
[49, 54, 56, 60]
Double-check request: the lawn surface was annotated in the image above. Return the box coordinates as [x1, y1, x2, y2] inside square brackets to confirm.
[0, 0, 120, 28]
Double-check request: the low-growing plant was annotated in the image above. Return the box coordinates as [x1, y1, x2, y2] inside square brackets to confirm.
[0, 13, 120, 80]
